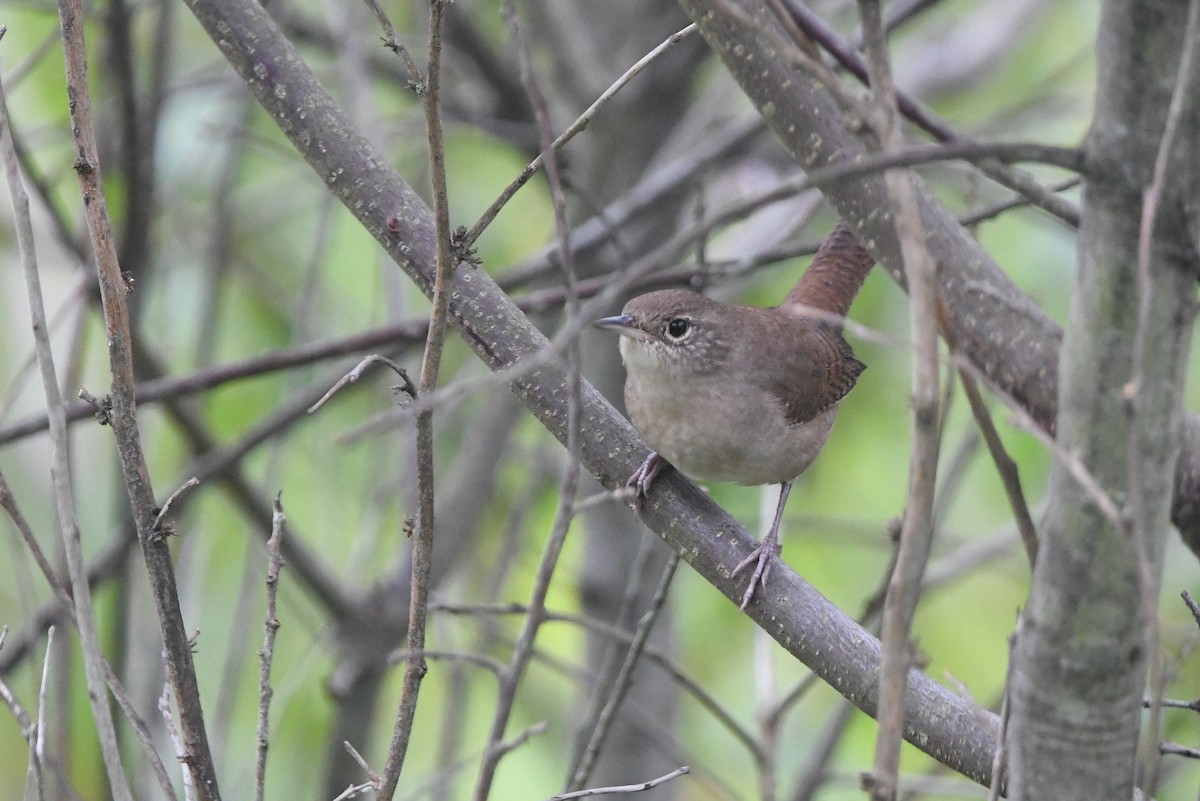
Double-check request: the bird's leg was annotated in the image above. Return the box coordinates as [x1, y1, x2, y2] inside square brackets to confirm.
[626, 452, 666, 510]
[733, 481, 792, 610]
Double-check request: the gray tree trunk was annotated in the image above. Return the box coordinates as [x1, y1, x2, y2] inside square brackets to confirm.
[1007, 2, 1200, 798]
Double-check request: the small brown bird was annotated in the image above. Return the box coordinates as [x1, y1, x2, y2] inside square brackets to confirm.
[595, 223, 872, 609]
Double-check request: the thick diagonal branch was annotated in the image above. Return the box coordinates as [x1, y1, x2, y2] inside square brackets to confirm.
[182, 0, 1000, 785]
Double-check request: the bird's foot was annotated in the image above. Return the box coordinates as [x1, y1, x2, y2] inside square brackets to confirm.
[626, 452, 665, 511]
[733, 532, 782, 611]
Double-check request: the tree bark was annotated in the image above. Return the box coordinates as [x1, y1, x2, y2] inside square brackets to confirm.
[1007, 2, 1200, 797]
[672, 0, 1200, 559]
[181, 0, 1001, 784]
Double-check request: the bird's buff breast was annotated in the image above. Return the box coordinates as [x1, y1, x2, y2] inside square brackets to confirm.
[624, 373, 837, 487]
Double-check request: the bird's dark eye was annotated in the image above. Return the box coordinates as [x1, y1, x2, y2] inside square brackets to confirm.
[666, 318, 690, 339]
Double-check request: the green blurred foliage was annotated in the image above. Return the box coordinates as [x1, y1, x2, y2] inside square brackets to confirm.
[1, 1, 1199, 800]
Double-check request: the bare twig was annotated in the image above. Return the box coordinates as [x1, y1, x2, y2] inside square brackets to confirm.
[434, 601, 762, 762]
[307, 354, 416, 414]
[957, 366, 1038, 565]
[98, 661, 180, 801]
[254, 497, 287, 801]
[386, 649, 506, 677]
[1, 30, 134, 801]
[56, 1, 221, 796]
[950, 350, 1123, 527]
[343, 740, 378, 784]
[0, 624, 45, 801]
[473, 4, 586, 797]
[779, 0, 1081, 227]
[569, 554, 681, 790]
[854, 3, 941, 799]
[1159, 742, 1200, 760]
[376, 1, 454, 796]
[0, 319, 431, 445]
[987, 632, 1017, 801]
[330, 782, 375, 801]
[1182, 591, 1200, 628]
[0, 473, 177, 801]
[159, 682, 194, 801]
[31, 625, 52, 801]
[545, 766, 690, 801]
[462, 23, 697, 248]
[0, 633, 33, 738]
[154, 477, 200, 532]
[359, 0, 422, 84]
[564, 533, 660, 780]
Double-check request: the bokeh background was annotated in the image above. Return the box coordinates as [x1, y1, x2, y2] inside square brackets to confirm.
[1, 1, 1197, 799]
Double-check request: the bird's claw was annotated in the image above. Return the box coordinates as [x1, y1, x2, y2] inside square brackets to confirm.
[625, 452, 664, 511]
[733, 535, 782, 611]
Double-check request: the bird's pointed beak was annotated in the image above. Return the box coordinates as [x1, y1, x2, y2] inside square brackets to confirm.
[593, 313, 650, 340]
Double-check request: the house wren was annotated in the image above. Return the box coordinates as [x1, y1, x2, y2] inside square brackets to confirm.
[595, 222, 874, 609]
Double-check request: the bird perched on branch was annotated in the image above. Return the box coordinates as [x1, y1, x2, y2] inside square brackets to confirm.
[595, 221, 874, 609]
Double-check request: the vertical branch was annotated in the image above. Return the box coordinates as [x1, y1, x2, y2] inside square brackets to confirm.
[54, 3, 222, 799]
[1007, 2, 1197, 796]
[253, 497, 287, 801]
[0, 30, 134, 801]
[853, 2, 941, 799]
[1129, 1, 1200, 794]
[376, 1, 453, 796]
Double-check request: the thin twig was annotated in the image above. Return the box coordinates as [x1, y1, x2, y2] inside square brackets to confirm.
[254, 497, 287, 801]
[0, 469, 64, 603]
[358, 0, 422, 85]
[569, 554, 681, 790]
[493, 720, 551, 761]
[154, 477, 200, 531]
[31, 626, 52, 801]
[386, 648, 506, 677]
[1, 30, 135, 801]
[1182, 591, 1200, 629]
[473, 4, 586, 797]
[434, 601, 762, 761]
[159, 681, 194, 801]
[0, 636, 33, 738]
[564, 534, 660, 781]
[545, 766, 690, 801]
[0, 624, 44, 801]
[307, 354, 416, 414]
[330, 782, 375, 801]
[1159, 742, 1200, 760]
[99, 661, 180, 801]
[343, 740, 378, 784]
[462, 23, 697, 248]
[950, 351, 1123, 527]
[987, 632, 1017, 801]
[778, 0, 1081, 227]
[855, 3, 941, 799]
[0, 473, 177, 801]
[375, 1, 453, 796]
[341, 136, 1082, 444]
[56, 1, 222, 796]
[957, 365, 1038, 566]
[0, 318, 430, 444]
